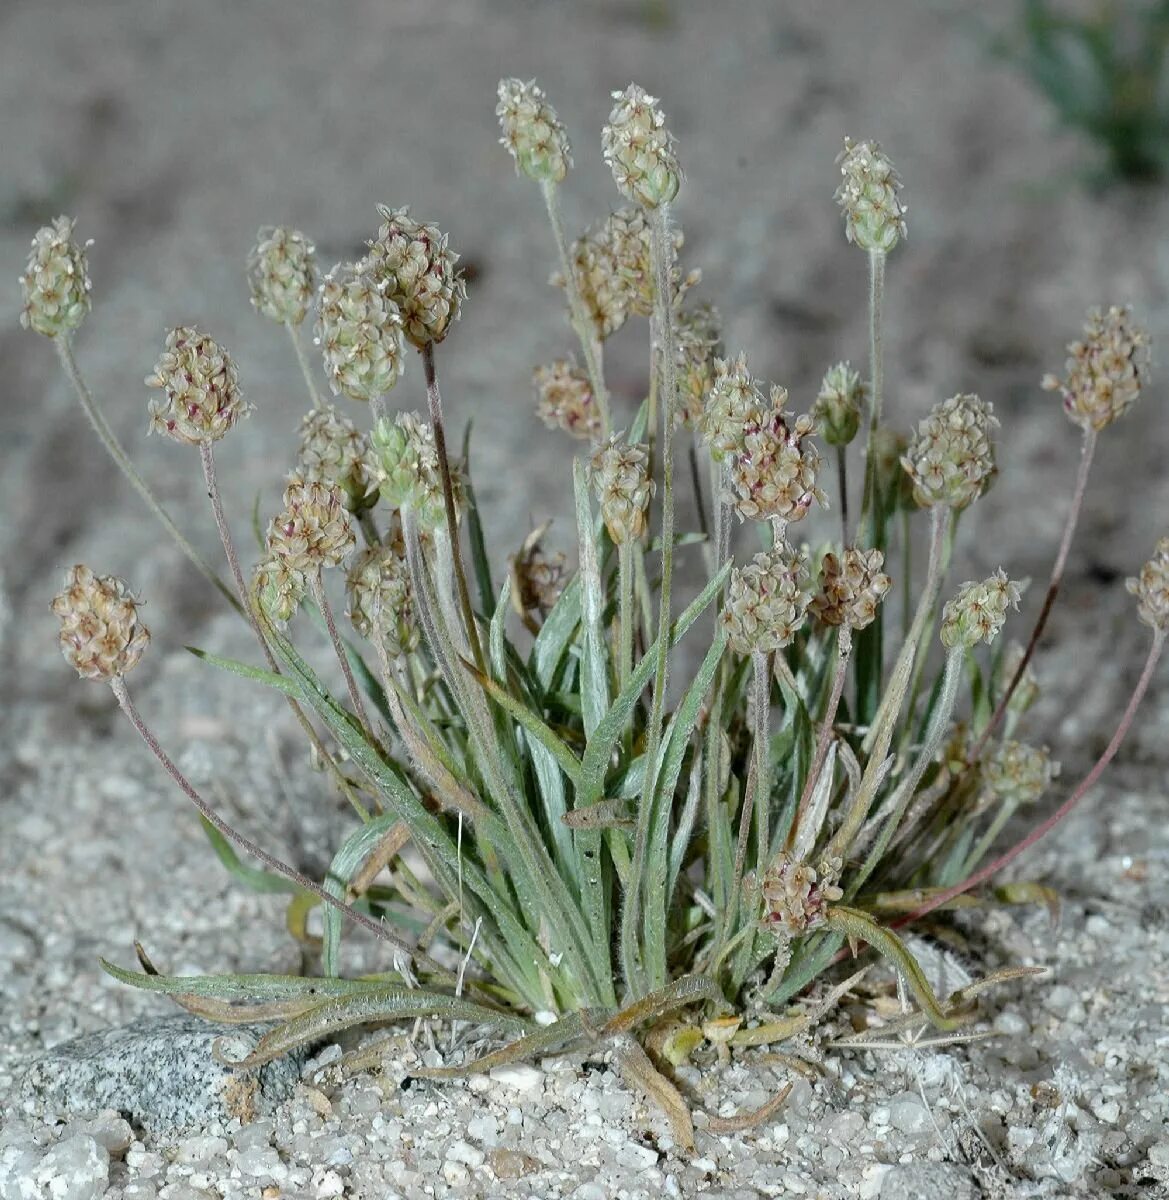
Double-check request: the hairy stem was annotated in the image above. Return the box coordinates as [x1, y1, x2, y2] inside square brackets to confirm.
[856, 249, 887, 549]
[540, 180, 611, 439]
[618, 540, 634, 694]
[56, 337, 235, 608]
[968, 428, 1098, 765]
[287, 322, 324, 410]
[110, 677, 423, 973]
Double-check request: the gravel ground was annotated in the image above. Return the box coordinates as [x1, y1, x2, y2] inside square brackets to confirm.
[3, 0, 1169, 1196]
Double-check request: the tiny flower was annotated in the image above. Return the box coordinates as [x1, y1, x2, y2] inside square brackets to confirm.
[940, 569, 1023, 649]
[902, 393, 998, 510]
[509, 525, 567, 618]
[811, 547, 891, 632]
[315, 262, 405, 403]
[983, 740, 1059, 807]
[496, 78, 573, 184]
[296, 404, 379, 513]
[19, 216, 92, 338]
[346, 543, 418, 658]
[1042, 305, 1151, 433]
[533, 360, 601, 442]
[700, 353, 767, 461]
[760, 853, 843, 937]
[560, 223, 628, 339]
[370, 412, 462, 531]
[1127, 536, 1169, 632]
[729, 388, 825, 526]
[51, 565, 149, 681]
[253, 556, 307, 627]
[266, 475, 355, 574]
[811, 362, 865, 447]
[835, 137, 906, 254]
[145, 326, 251, 444]
[672, 303, 722, 430]
[601, 83, 682, 209]
[365, 207, 466, 348]
[247, 226, 317, 326]
[722, 546, 812, 655]
[591, 436, 655, 545]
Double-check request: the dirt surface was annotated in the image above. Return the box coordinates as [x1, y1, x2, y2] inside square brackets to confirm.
[3, 1, 1169, 1196]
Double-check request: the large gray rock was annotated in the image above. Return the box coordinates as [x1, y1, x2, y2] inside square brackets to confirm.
[21, 1014, 307, 1130]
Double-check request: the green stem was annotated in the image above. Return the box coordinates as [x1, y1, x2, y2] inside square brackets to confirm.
[287, 322, 324, 410]
[540, 180, 611, 439]
[618, 540, 634, 695]
[856, 249, 887, 550]
[308, 572, 376, 743]
[56, 337, 235, 608]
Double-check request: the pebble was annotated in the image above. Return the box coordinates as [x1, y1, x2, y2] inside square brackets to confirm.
[880, 1162, 977, 1199]
[488, 1064, 543, 1092]
[1148, 1140, 1169, 1168]
[24, 1135, 109, 1200]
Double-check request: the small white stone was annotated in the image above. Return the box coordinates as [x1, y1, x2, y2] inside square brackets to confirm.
[888, 1093, 931, 1136]
[615, 1140, 659, 1170]
[441, 1160, 469, 1186]
[489, 1064, 544, 1092]
[1092, 1099, 1120, 1124]
[446, 1139, 485, 1168]
[1147, 1140, 1169, 1167]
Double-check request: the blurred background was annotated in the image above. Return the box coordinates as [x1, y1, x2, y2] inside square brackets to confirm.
[4, 0, 1169, 744]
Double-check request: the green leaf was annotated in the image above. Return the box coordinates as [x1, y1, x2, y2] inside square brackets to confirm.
[321, 815, 401, 977]
[462, 421, 496, 615]
[199, 818, 300, 894]
[100, 959, 401, 1002]
[186, 647, 300, 698]
[532, 576, 581, 690]
[574, 458, 610, 737]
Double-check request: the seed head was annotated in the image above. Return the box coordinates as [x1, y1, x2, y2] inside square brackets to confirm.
[296, 404, 379, 513]
[51, 565, 149, 682]
[253, 556, 307, 627]
[811, 362, 865, 447]
[940, 569, 1022, 649]
[1042, 305, 1151, 433]
[722, 546, 812, 655]
[496, 78, 572, 185]
[902, 393, 998, 510]
[1127, 536, 1169, 632]
[315, 262, 405, 403]
[700, 353, 767, 461]
[984, 740, 1059, 807]
[366, 207, 466, 349]
[729, 389, 824, 526]
[19, 216, 92, 338]
[672, 303, 722, 430]
[835, 137, 906, 254]
[533, 360, 601, 442]
[145, 326, 251, 444]
[346, 543, 418, 658]
[602, 84, 682, 209]
[509, 526, 567, 618]
[760, 853, 843, 937]
[591, 436, 655, 546]
[370, 412, 462, 531]
[266, 475, 355, 574]
[247, 226, 316, 326]
[811, 548, 891, 632]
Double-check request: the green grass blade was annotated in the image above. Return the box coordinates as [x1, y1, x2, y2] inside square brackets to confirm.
[321, 814, 400, 977]
[574, 457, 610, 737]
[199, 818, 300, 894]
[186, 647, 300, 698]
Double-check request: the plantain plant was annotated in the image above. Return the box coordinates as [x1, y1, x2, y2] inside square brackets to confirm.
[23, 79, 1165, 1148]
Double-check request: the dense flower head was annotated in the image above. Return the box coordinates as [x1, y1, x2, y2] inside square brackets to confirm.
[729, 389, 824, 526]
[20, 216, 92, 338]
[700, 353, 767, 461]
[266, 474, 355, 574]
[672, 303, 722, 430]
[496, 78, 572, 184]
[722, 546, 812, 655]
[760, 853, 843, 937]
[509, 526, 567, 618]
[811, 548, 891, 632]
[533, 360, 601, 442]
[940, 570, 1022, 649]
[601, 84, 681, 209]
[145, 326, 251, 444]
[902, 393, 998, 510]
[984, 740, 1059, 807]
[253, 556, 306, 627]
[296, 405, 378, 513]
[1042, 305, 1151, 433]
[1127, 536, 1169, 632]
[591, 436, 655, 546]
[315, 261, 405, 403]
[247, 226, 317, 326]
[370, 412, 462, 531]
[835, 137, 906, 254]
[51, 565, 149, 681]
[346, 543, 418, 658]
[811, 361, 865, 447]
[365, 206, 466, 348]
